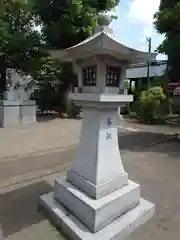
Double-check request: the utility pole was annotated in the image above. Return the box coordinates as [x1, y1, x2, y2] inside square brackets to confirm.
[146, 37, 152, 87]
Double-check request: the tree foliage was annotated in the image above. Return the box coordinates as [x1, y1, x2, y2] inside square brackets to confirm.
[154, 0, 180, 77]
[0, 0, 47, 73]
[30, 0, 120, 114]
[0, 0, 120, 114]
[31, 56, 62, 113]
[31, 0, 120, 49]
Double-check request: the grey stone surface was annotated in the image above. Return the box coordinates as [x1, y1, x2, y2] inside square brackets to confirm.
[0, 100, 21, 127]
[0, 100, 36, 127]
[20, 100, 36, 124]
[68, 108, 128, 197]
[40, 193, 155, 240]
[54, 176, 140, 232]
[67, 170, 128, 199]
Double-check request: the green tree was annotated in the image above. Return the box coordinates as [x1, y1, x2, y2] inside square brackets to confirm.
[31, 0, 120, 49]
[0, 0, 58, 112]
[154, 0, 180, 78]
[30, 0, 120, 114]
[154, 1, 180, 115]
[31, 56, 63, 114]
[0, 0, 47, 74]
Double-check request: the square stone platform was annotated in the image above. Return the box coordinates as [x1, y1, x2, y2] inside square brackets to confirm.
[0, 100, 21, 127]
[40, 174, 155, 240]
[40, 192, 155, 240]
[54, 176, 140, 233]
[20, 100, 36, 124]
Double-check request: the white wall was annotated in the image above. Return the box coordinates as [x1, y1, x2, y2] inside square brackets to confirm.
[126, 64, 167, 79]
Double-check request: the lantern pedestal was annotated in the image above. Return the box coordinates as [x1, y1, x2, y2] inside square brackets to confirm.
[41, 192, 154, 240]
[40, 93, 155, 239]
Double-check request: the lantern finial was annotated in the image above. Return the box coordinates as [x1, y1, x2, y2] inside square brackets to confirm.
[97, 13, 111, 27]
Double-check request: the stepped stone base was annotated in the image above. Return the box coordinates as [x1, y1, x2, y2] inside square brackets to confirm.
[54, 176, 140, 232]
[40, 192, 155, 240]
[40, 174, 155, 240]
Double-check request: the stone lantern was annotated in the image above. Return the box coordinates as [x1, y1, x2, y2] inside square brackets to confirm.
[40, 13, 156, 239]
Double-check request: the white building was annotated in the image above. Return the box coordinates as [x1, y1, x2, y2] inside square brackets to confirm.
[126, 60, 168, 79]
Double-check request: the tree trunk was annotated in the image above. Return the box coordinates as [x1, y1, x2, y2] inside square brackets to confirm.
[163, 63, 172, 115]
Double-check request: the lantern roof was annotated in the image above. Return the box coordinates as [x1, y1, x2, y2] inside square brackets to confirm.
[50, 13, 157, 64]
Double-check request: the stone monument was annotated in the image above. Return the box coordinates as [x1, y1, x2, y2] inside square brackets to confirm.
[0, 68, 36, 127]
[40, 13, 156, 239]
[0, 68, 21, 127]
[17, 73, 37, 125]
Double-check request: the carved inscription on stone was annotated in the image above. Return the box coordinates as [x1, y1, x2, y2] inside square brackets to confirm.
[106, 117, 112, 140]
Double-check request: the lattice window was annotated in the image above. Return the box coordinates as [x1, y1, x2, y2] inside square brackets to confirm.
[106, 66, 121, 87]
[82, 65, 97, 86]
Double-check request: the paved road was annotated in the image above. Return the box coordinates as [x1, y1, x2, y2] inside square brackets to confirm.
[0, 119, 81, 160]
[0, 129, 170, 188]
[127, 141, 180, 240]
[0, 117, 176, 160]
[1, 139, 180, 240]
[0, 120, 179, 240]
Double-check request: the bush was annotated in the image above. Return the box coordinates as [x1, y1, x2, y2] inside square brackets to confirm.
[31, 83, 60, 115]
[138, 86, 166, 124]
[120, 105, 129, 115]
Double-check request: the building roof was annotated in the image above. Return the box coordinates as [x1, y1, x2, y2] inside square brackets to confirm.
[126, 60, 168, 79]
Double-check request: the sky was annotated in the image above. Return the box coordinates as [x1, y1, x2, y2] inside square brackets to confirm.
[110, 0, 167, 60]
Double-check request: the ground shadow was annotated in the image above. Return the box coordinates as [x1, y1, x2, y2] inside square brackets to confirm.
[118, 130, 180, 159]
[0, 181, 52, 238]
[118, 131, 171, 150]
[36, 113, 59, 123]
